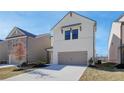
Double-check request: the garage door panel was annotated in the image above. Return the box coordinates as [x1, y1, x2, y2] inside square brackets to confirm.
[58, 51, 87, 65]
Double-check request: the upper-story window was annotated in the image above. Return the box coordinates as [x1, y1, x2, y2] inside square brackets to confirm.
[65, 30, 71, 40]
[64, 29, 79, 40]
[72, 29, 78, 39]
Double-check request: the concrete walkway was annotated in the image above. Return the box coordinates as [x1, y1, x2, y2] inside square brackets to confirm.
[0, 64, 16, 69]
[5, 64, 87, 81]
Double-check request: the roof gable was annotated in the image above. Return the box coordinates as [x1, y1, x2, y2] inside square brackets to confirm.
[119, 16, 124, 22]
[115, 14, 124, 22]
[6, 27, 36, 39]
[50, 11, 96, 31]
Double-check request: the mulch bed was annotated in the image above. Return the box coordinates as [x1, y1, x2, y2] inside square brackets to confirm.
[115, 64, 124, 69]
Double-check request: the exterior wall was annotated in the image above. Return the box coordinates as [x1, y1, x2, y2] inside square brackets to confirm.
[52, 12, 96, 64]
[0, 41, 8, 63]
[7, 36, 27, 65]
[108, 22, 121, 63]
[27, 35, 51, 64]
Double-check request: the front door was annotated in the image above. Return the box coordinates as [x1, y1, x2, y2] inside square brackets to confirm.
[9, 54, 18, 65]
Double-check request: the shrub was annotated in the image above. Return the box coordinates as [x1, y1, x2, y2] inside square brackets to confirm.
[89, 58, 93, 66]
[18, 62, 28, 67]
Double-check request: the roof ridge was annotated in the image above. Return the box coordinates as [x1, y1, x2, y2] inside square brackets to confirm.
[6, 26, 36, 39]
[15, 27, 36, 37]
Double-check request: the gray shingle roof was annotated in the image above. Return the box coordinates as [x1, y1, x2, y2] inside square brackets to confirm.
[114, 13, 124, 22]
[6, 27, 36, 39]
[16, 27, 36, 37]
[6, 27, 50, 39]
[36, 33, 51, 38]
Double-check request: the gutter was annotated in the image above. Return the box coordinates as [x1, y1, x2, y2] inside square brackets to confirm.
[93, 22, 96, 65]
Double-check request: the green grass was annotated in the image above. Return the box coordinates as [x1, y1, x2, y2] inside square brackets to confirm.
[79, 63, 124, 81]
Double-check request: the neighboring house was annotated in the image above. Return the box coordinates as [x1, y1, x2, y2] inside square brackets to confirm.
[0, 40, 8, 63]
[47, 12, 96, 65]
[0, 27, 51, 65]
[108, 14, 124, 64]
[96, 56, 108, 62]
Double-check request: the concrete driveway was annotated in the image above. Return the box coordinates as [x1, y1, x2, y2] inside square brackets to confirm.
[5, 64, 87, 81]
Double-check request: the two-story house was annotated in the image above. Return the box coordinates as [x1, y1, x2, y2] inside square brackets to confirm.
[0, 40, 8, 63]
[0, 27, 51, 65]
[47, 12, 96, 65]
[0, 12, 96, 66]
[108, 14, 124, 64]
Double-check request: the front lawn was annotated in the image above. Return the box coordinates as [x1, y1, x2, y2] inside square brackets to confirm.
[0, 67, 25, 80]
[0, 64, 49, 80]
[80, 63, 124, 81]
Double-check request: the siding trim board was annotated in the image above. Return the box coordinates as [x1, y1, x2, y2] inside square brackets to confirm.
[61, 23, 81, 28]
[6, 35, 26, 39]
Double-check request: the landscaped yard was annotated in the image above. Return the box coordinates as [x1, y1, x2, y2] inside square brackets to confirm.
[80, 62, 124, 81]
[0, 64, 37, 80]
[0, 67, 25, 80]
[0, 64, 51, 80]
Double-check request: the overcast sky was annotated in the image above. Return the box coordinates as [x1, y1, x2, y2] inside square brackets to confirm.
[0, 11, 124, 56]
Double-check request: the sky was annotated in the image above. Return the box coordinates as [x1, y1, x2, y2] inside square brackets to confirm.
[0, 11, 124, 56]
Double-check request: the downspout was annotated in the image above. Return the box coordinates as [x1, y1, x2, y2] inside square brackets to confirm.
[120, 22, 124, 64]
[93, 22, 96, 65]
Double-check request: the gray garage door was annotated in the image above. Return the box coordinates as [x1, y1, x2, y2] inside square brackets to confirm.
[58, 51, 87, 65]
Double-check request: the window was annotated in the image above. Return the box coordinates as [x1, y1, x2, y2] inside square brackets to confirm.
[72, 29, 78, 39]
[65, 30, 71, 40]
